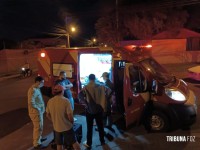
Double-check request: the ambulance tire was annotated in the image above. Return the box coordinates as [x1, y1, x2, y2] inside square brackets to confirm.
[146, 110, 170, 132]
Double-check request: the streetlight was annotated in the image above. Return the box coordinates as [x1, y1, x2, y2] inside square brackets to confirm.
[93, 38, 96, 42]
[71, 27, 76, 32]
[67, 26, 76, 48]
[92, 38, 97, 47]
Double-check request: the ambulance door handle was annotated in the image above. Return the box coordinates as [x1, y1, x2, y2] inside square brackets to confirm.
[128, 97, 132, 106]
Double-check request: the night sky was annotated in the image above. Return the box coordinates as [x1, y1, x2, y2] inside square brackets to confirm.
[0, 0, 116, 41]
[0, 0, 199, 46]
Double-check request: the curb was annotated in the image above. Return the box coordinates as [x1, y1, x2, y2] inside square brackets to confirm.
[0, 74, 20, 82]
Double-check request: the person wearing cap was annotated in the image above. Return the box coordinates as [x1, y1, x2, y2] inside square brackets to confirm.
[101, 72, 114, 130]
[46, 85, 80, 150]
[81, 74, 111, 149]
[27, 76, 46, 149]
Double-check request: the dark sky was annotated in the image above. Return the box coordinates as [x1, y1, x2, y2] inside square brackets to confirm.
[0, 0, 199, 45]
[0, 0, 116, 41]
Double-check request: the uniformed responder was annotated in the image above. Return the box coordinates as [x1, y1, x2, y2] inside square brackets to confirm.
[28, 76, 46, 149]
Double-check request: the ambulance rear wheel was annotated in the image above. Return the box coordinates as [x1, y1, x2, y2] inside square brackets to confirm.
[146, 111, 170, 132]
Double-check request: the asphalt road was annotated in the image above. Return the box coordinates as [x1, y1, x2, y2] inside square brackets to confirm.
[0, 66, 200, 150]
[0, 76, 33, 114]
[0, 75, 35, 138]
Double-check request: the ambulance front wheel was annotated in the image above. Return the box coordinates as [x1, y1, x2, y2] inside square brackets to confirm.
[145, 110, 170, 132]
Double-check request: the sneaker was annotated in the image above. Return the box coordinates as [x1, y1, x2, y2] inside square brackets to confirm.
[41, 137, 47, 142]
[74, 117, 77, 122]
[83, 141, 91, 148]
[34, 144, 47, 149]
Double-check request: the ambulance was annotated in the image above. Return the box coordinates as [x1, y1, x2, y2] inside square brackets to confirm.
[38, 46, 197, 132]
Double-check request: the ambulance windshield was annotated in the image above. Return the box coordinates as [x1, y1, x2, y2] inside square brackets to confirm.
[140, 58, 175, 85]
[79, 53, 112, 87]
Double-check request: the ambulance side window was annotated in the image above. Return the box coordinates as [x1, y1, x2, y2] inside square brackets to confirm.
[53, 63, 73, 78]
[129, 66, 146, 93]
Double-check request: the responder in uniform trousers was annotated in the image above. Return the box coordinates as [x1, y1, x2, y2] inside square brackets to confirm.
[28, 76, 46, 149]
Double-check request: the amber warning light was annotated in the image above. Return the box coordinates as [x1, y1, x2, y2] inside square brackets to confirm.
[40, 52, 46, 57]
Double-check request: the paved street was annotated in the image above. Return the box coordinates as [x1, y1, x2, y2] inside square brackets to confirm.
[0, 63, 200, 150]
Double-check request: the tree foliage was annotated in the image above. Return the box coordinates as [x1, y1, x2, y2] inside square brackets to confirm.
[95, 7, 189, 45]
[95, 13, 126, 46]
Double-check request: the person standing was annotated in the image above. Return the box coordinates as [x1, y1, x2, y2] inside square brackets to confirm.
[101, 72, 114, 129]
[81, 74, 111, 149]
[28, 76, 46, 149]
[46, 85, 80, 150]
[55, 71, 74, 111]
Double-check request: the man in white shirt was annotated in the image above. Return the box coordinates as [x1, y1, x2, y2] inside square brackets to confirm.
[46, 85, 80, 150]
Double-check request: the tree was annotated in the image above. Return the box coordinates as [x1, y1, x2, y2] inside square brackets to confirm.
[95, 7, 189, 45]
[123, 11, 167, 39]
[95, 13, 127, 46]
[185, 5, 200, 32]
[164, 9, 189, 30]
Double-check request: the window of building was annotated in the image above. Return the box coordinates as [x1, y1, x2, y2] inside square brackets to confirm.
[186, 37, 200, 51]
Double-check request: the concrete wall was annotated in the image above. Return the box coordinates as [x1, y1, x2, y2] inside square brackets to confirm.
[0, 50, 8, 73]
[0, 49, 39, 74]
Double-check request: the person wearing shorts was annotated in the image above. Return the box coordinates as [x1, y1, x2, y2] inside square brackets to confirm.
[46, 85, 80, 150]
[54, 128, 76, 148]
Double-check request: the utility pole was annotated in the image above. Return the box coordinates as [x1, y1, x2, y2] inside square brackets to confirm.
[67, 33, 70, 48]
[3, 40, 6, 49]
[116, 0, 119, 43]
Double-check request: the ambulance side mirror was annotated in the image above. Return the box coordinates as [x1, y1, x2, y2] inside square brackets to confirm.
[132, 80, 147, 94]
[132, 81, 140, 94]
[152, 79, 158, 94]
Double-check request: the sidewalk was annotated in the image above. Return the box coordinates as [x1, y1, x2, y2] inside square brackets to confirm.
[1, 113, 199, 150]
[0, 114, 121, 150]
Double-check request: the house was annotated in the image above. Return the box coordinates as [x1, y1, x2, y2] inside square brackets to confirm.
[151, 28, 200, 64]
[119, 28, 200, 64]
[21, 37, 67, 49]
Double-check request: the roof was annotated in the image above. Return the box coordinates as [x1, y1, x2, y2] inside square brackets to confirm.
[119, 40, 151, 47]
[152, 28, 200, 39]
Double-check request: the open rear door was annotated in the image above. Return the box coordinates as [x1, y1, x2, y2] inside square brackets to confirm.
[123, 63, 150, 127]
